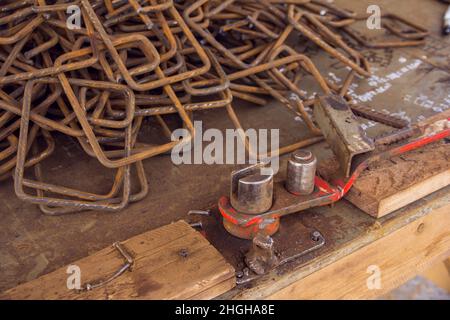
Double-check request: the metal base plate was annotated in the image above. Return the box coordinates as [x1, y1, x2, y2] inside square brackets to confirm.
[197, 207, 327, 285]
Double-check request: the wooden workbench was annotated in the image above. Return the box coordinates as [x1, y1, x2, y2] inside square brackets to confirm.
[0, 0, 449, 299]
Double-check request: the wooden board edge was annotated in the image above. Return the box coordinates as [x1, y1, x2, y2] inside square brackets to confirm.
[189, 277, 237, 300]
[377, 170, 450, 217]
[264, 203, 450, 299]
[0, 220, 236, 300]
[344, 187, 379, 217]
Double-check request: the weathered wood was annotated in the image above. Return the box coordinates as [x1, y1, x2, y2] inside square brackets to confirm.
[375, 170, 450, 217]
[1, 221, 235, 300]
[190, 279, 237, 300]
[445, 258, 450, 273]
[266, 203, 450, 299]
[422, 258, 450, 293]
[338, 143, 449, 218]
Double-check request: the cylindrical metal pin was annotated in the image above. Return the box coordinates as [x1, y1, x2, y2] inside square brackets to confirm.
[286, 149, 317, 195]
[231, 169, 273, 215]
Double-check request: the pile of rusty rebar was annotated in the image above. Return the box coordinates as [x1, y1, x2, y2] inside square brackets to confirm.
[0, 0, 427, 214]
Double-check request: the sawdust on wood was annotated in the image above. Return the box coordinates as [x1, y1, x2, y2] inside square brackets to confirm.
[355, 142, 449, 200]
[318, 141, 450, 200]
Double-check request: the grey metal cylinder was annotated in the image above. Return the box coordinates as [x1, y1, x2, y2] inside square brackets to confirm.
[285, 149, 317, 195]
[231, 167, 274, 215]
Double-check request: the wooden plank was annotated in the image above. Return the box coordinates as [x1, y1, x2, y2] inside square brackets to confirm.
[0, 221, 235, 300]
[342, 143, 450, 218]
[377, 170, 450, 217]
[266, 203, 450, 299]
[421, 258, 450, 293]
[445, 258, 450, 273]
[190, 279, 237, 300]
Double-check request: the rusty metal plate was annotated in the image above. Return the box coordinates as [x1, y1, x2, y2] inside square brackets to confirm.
[314, 95, 375, 177]
[197, 207, 326, 286]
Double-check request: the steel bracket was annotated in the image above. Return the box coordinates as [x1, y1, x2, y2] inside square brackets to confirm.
[314, 94, 375, 177]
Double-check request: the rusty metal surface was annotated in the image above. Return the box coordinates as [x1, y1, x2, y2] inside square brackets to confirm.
[195, 205, 329, 284]
[314, 95, 375, 177]
[0, 0, 449, 295]
[0, 0, 435, 217]
[334, 0, 450, 72]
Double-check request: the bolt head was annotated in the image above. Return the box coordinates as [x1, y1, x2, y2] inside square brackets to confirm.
[311, 231, 321, 241]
